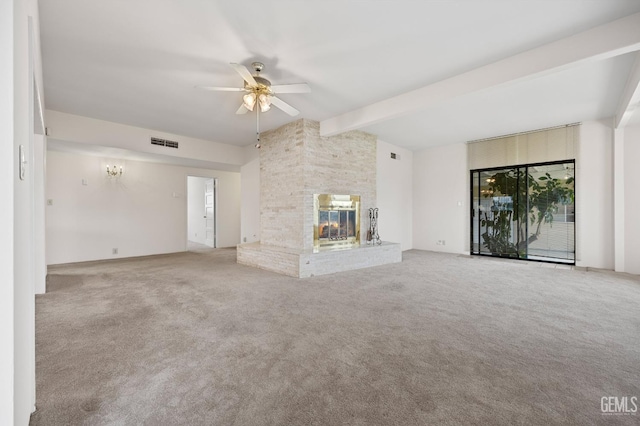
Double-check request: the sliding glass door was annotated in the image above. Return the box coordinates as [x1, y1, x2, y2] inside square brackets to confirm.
[471, 160, 575, 263]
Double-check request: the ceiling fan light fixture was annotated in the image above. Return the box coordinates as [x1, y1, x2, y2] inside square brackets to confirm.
[258, 94, 271, 112]
[243, 93, 256, 111]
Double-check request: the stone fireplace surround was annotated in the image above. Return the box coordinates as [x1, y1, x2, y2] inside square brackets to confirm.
[236, 119, 401, 278]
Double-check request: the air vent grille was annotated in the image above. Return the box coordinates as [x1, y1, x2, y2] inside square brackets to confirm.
[150, 137, 179, 149]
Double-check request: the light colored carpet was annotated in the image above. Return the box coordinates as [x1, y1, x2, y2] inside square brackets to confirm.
[31, 249, 640, 425]
[187, 240, 214, 252]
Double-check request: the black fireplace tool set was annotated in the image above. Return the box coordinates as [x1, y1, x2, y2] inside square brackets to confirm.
[366, 208, 382, 245]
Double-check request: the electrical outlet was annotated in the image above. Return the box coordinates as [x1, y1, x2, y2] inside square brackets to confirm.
[436, 240, 446, 246]
[47, 199, 53, 206]
[243, 237, 247, 242]
[112, 248, 118, 255]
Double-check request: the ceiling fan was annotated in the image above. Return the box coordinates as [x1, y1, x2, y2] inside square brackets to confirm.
[198, 62, 310, 147]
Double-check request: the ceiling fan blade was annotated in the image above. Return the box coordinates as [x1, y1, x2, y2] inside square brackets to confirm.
[196, 86, 244, 92]
[270, 96, 300, 116]
[271, 83, 311, 94]
[230, 63, 257, 87]
[236, 104, 249, 114]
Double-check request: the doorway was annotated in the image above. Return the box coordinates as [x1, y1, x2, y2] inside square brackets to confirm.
[187, 176, 216, 249]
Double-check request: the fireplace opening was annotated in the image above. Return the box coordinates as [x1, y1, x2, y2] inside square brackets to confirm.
[318, 210, 356, 240]
[314, 194, 360, 251]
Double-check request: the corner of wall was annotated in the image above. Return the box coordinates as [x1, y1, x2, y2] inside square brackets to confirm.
[240, 156, 260, 244]
[376, 139, 413, 250]
[412, 143, 467, 254]
[623, 124, 640, 274]
[576, 119, 615, 270]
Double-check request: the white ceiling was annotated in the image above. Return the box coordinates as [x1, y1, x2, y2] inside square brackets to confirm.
[39, 1, 640, 151]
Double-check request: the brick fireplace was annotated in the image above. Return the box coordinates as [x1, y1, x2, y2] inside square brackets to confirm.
[236, 119, 401, 277]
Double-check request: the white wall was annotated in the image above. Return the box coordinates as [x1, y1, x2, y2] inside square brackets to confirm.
[240, 157, 260, 244]
[412, 143, 468, 254]
[216, 168, 242, 249]
[576, 119, 615, 270]
[45, 110, 246, 171]
[377, 140, 413, 250]
[2, 0, 44, 424]
[0, 0, 15, 422]
[46, 151, 241, 265]
[624, 124, 640, 275]
[187, 176, 207, 245]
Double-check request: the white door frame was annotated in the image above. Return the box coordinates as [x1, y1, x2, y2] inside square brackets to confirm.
[204, 178, 215, 248]
[186, 175, 217, 249]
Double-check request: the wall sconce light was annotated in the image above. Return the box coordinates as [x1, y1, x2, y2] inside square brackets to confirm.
[106, 165, 123, 177]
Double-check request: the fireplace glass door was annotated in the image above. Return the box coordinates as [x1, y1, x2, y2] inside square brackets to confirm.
[318, 210, 356, 240]
[314, 194, 360, 251]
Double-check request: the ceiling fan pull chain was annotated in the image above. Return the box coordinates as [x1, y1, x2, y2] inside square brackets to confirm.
[255, 107, 261, 148]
